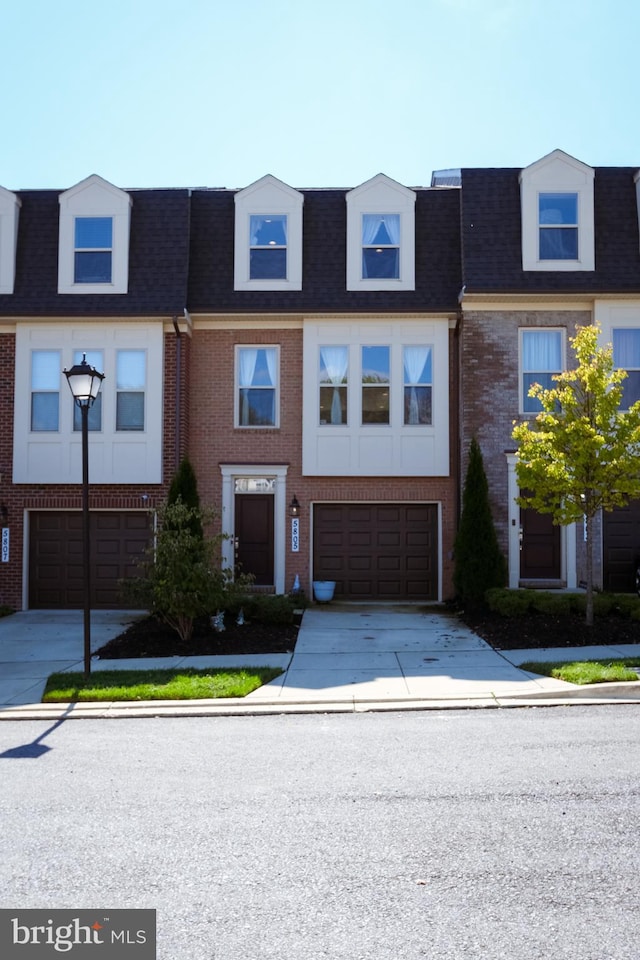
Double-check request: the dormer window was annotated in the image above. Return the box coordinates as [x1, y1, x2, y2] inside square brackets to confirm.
[538, 193, 578, 260]
[362, 214, 400, 279]
[234, 176, 303, 291]
[58, 174, 132, 294]
[520, 150, 594, 272]
[346, 174, 415, 291]
[74, 217, 113, 283]
[250, 215, 287, 280]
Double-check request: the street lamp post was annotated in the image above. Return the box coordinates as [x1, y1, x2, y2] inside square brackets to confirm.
[64, 354, 105, 676]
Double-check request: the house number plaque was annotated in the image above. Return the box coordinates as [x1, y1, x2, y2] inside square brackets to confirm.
[1, 528, 8, 563]
[291, 518, 300, 552]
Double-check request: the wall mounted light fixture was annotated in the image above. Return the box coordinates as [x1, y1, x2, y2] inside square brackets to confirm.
[289, 495, 300, 517]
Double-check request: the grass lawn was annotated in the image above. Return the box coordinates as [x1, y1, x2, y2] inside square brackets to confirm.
[42, 666, 284, 703]
[520, 657, 640, 685]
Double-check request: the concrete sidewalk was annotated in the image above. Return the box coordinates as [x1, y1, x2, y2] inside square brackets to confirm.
[1, 605, 640, 719]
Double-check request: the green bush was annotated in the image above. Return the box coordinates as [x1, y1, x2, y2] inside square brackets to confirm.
[453, 438, 507, 609]
[531, 592, 572, 616]
[225, 593, 296, 626]
[485, 588, 535, 617]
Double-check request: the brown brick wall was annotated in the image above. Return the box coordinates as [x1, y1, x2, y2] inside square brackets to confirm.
[0, 331, 179, 610]
[459, 309, 598, 583]
[189, 325, 459, 599]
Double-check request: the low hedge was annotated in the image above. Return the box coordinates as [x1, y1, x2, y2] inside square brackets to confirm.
[224, 593, 296, 626]
[484, 588, 640, 620]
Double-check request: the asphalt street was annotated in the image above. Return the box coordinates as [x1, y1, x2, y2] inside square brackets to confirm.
[1, 707, 639, 960]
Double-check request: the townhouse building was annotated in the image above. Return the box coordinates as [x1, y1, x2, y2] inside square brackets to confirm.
[0, 171, 461, 609]
[458, 150, 640, 594]
[2, 150, 639, 613]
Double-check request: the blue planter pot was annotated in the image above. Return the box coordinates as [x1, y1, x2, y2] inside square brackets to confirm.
[313, 580, 336, 603]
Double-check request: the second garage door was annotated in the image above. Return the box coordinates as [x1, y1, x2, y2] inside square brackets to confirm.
[313, 503, 438, 601]
[29, 511, 152, 610]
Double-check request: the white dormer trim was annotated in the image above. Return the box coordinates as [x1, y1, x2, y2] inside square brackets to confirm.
[234, 175, 304, 291]
[634, 169, 640, 256]
[58, 174, 132, 294]
[519, 149, 595, 272]
[0, 185, 21, 294]
[346, 174, 416, 291]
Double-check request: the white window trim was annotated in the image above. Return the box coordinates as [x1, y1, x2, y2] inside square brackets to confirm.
[520, 150, 594, 272]
[303, 319, 448, 477]
[234, 175, 303, 291]
[13, 323, 162, 484]
[0, 185, 21, 294]
[518, 326, 566, 415]
[346, 174, 416, 291]
[234, 344, 280, 428]
[58, 174, 132, 294]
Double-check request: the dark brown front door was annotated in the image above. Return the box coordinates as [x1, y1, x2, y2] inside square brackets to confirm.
[313, 503, 438, 601]
[234, 495, 274, 586]
[29, 511, 152, 609]
[520, 505, 561, 580]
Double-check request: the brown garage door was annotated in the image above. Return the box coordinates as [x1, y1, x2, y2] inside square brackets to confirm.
[313, 503, 438, 601]
[29, 511, 152, 609]
[603, 500, 640, 593]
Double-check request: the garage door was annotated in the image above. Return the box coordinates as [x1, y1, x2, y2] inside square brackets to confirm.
[29, 512, 152, 609]
[313, 503, 438, 601]
[602, 500, 640, 593]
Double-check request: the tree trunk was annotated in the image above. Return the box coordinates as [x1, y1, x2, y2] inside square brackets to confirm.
[585, 509, 594, 627]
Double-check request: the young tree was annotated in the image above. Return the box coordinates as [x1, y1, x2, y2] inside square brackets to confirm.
[167, 457, 203, 540]
[512, 324, 640, 626]
[454, 437, 507, 608]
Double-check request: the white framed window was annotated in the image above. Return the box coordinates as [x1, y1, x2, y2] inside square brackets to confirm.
[361, 345, 390, 424]
[304, 320, 449, 477]
[520, 328, 563, 413]
[31, 350, 60, 432]
[319, 346, 348, 425]
[520, 150, 594, 272]
[116, 350, 146, 431]
[403, 346, 432, 425]
[362, 216, 400, 280]
[58, 174, 132, 294]
[346, 174, 415, 291]
[236, 346, 279, 427]
[0, 185, 21, 294]
[234, 176, 303, 291]
[538, 193, 578, 260]
[74, 217, 113, 283]
[613, 328, 640, 410]
[72, 349, 103, 432]
[14, 324, 163, 485]
[249, 215, 287, 280]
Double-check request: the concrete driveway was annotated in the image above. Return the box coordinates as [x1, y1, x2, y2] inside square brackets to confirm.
[1, 604, 640, 717]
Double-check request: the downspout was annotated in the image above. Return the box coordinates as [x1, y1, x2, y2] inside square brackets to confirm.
[172, 316, 181, 470]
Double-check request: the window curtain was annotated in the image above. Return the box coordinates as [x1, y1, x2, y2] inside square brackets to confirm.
[250, 216, 287, 246]
[264, 347, 277, 386]
[320, 346, 348, 424]
[522, 331, 561, 371]
[361, 214, 400, 245]
[403, 346, 430, 425]
[613, 329, 640, 368]
[239, 348, 259, 425]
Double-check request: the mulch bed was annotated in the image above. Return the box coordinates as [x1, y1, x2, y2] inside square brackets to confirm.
[458, 609, 640, 651]
[96, 614, 298, 660]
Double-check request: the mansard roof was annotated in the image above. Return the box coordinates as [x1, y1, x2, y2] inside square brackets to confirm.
[460, 166, 640, 294]
[0, 187, 190, 316]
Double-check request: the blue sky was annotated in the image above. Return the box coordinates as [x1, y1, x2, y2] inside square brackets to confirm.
[2, 0, 637, 191]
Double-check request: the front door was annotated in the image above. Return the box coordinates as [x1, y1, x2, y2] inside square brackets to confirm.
[520, 505, 561, 580]
[234, 494, 274, 586]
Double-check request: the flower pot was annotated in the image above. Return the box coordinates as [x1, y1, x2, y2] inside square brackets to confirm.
[313, 580, 336, 603]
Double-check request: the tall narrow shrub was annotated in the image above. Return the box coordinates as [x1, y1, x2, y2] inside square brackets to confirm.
[454, 437, 507, 608]
[167, 457, 203, 540]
